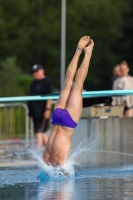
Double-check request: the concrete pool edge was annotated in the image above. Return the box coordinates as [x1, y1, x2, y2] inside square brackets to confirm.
[0, 160, 38, 168]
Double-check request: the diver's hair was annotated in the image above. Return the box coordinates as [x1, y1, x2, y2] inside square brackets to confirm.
[120, 60, 129, 68]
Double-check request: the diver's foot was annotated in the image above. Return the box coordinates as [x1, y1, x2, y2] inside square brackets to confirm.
[84, 39, 94, 54]
[77, 36, 90, 50]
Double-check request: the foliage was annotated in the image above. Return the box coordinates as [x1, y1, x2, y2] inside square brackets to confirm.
[0, 107, 26, 139]
[0, 0, 131, 91]
[119, 0, 133, 73]
[66, 0, 129, 90]
[0, 56, 33, 96]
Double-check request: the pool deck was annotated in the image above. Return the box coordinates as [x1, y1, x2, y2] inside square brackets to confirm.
[0, 139, 39, 168]
[0, 160, 38, 168]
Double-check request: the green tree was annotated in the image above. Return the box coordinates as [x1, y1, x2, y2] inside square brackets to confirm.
[0, 56, 32, 97]
[0, 0, 130, 91]
[66, 0, 128, 90]
[0, 0, 61, 89]
[119, 0, 133, 72]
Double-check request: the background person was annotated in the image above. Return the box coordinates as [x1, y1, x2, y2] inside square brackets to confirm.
[112, 61, 133, 117]
[28, 64, 53, 150]
[109, 65, 121, 90]
[113, 65, 121, 79]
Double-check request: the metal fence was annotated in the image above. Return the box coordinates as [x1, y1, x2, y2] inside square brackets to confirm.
[0, 103, 33, 145]
[0, 101, 56, 144]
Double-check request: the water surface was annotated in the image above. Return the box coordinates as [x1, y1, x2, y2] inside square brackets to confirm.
[1, 165, 133, 200]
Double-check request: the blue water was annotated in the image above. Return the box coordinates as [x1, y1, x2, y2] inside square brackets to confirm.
[1, 165, 133, 200]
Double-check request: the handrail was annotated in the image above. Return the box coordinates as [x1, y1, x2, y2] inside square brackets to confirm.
[0, 103, 29, 146]
[0, 90, 133, 102]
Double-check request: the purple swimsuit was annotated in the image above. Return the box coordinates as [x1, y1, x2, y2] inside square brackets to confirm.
[51, 108, 77, 128]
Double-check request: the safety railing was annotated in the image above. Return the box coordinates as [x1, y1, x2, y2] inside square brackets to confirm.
[0, 103, 31, 146]
[0, 101, 56, 147]
[0, 90, 133, 103]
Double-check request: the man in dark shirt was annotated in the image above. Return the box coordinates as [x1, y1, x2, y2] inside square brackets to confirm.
[28, 64, 52, 150]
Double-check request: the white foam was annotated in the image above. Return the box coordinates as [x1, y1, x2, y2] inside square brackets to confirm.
[27, 148, 75, 177]
[27, 136, 98, 178]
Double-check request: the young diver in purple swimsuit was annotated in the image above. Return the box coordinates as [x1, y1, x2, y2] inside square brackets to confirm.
[43, 36, 94, 166]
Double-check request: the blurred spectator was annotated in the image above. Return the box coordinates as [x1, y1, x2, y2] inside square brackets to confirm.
[112, 61, 133, 117]
[113, 65, 121, 79]
[109, 65, 121, 90]
[28, 64, 53, 150]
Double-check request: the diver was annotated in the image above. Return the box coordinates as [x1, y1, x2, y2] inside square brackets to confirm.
[43, 36, 94, 166]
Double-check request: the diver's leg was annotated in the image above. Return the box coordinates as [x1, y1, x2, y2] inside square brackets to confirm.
[66, 40, 94, 122]
[55, 36, 90, 109]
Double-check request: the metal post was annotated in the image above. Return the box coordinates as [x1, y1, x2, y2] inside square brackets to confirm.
[60, 0, 66, 90]
[22, 103, 30, 147]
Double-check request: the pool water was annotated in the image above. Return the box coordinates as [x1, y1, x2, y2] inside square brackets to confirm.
[1, 165, 133, 200]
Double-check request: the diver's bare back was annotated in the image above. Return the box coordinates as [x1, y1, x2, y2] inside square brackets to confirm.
[43, 124, 74, 166]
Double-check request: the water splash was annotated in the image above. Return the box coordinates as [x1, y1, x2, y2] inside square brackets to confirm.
[27, 148, 75, 179]
[0, 151, 27, 159]
[69, 136, 98, 165]
[27, 136, 98, 179]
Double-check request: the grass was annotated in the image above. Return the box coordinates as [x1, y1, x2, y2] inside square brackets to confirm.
[0, 106, 26, 139]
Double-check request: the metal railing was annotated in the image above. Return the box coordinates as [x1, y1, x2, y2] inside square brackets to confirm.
[0, 90, 133, 103]
[0, 103, 30, 146]
[0, 101, 56, 146]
